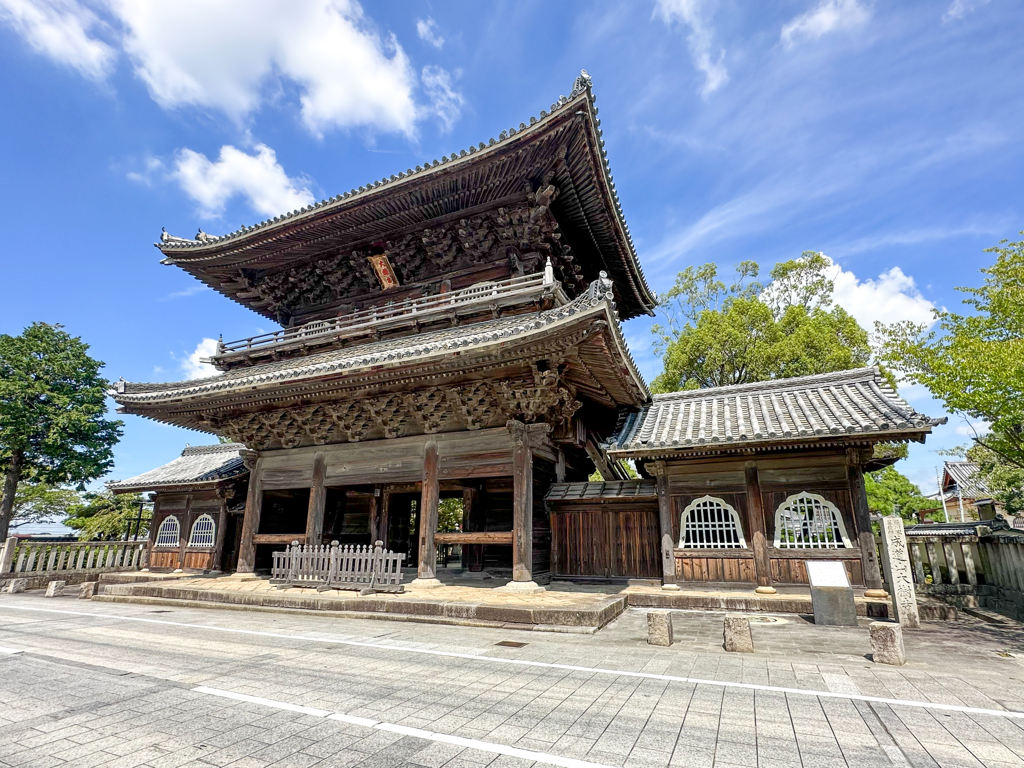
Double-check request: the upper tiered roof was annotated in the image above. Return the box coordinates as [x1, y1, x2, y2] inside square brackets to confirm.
[157, 71, 656, 322]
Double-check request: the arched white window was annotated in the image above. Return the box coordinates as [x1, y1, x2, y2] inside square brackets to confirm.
[773, 492, 851, 549]
[679, 496, 747, 549]
[154, 516, 180, 548]
[188, 514, 216, 547]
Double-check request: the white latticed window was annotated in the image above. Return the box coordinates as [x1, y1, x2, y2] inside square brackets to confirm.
[188, 514, 216, 547]
[773, 492, 851, 549]
[679, 496, 747, 549]
[154, 516, 180, 548]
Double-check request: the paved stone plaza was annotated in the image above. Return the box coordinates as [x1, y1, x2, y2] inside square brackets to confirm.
[2, 592, 1024, 768]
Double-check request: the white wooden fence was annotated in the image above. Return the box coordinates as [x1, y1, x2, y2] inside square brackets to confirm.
[1, 537, 147, 576]
[271, 540, 405, 594]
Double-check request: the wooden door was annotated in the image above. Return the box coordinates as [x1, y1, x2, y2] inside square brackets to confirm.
[551, 505, 659, 578]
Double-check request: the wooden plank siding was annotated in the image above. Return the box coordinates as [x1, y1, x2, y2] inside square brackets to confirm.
[550, 503, 660, 578]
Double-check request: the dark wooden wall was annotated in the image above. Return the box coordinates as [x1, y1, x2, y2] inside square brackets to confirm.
[549, 503, 660, 578]
[148, 490, 224, 572]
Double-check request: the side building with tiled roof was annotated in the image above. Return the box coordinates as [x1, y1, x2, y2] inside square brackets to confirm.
[108, 443, 249, 572]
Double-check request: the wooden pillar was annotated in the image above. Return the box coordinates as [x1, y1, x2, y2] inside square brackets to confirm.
[305, 451, 327, 546]
[846, 448, 885, 594]
[176, 493, 193, 572]
[509, 420, 535, 586]
[744, 461, 775, 594]
[649, 461, 679, 591]
[369, 484, 384, 544]
[237, 457, 264, 574]
[463, 483, 485, 572]
[411, 439, 441, 586]
[212, 492, 229, 572]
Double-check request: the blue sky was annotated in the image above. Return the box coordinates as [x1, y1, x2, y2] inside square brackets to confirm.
[1, 0, 1020, 524]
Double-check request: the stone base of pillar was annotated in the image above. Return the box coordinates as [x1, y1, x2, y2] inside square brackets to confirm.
[222, 571, 260, 581]
[755, 586, 777, 595]
[463, 571, 493, 580]
[172, 568, 184, 574]
[407, 577, 443, 589]
[497, 580, 545, 594]
[864, 589, 890, 599]
[661, 583, 681, 591]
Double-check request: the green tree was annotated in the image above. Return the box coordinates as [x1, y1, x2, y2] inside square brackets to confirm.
[438, 498, 463, 533]
[876, 236, 1024, 468]
[652, 252, 872, 392]
[0, 323, 122, 540]
[864, 466, 943, 523]
[65, 491, 148, 540]
[8, 482, 80, 531]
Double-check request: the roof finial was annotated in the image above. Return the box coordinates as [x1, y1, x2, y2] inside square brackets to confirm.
[160, 227, 169, 243]
[572, 69, 592, 96]
[543, 257, 554, 286]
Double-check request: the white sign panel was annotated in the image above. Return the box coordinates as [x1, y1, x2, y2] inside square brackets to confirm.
[805, 560, 851, 588]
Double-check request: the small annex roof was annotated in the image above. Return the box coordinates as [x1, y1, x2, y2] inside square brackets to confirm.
[112, 276, 649, 429]
[604, 367, 946, 459]
[153, 71, 656, 321]
[545, 479, 657, 503]
[107, 443, 248, 493]
[942, 461, 989, 497]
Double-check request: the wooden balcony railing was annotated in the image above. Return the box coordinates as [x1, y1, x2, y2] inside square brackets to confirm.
[212, 270, 563, 365]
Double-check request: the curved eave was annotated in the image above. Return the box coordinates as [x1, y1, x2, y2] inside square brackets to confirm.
[108, 474, 246, 495]
[155, 73, 656, 320]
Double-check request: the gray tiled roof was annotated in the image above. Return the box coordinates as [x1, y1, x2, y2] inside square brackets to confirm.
[107, 443, 248, 492]
[605, 367, 945, 456]
[114, 276, 646, 406]
[545, 480, 658, 502]
[943, 461, 989, 497]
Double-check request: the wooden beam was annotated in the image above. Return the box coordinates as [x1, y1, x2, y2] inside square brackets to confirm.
[744, 462, 775, 593]
[176, 493, 193, 572]
[435, 531, 513, 545]
[237, 457, 264, 573]
[847, 447, 885, 593]
[369, 484, 383, 543]
[462, 483, 485, 572]
[252, 533, 306, 545]
[212, 493, 229, 572]
[416, 439, 439, 582]
[649, 461, 678, 590]
[305, 451, 327, 546]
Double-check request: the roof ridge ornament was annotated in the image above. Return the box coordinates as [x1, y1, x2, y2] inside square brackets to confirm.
[572, 69, 593, 97]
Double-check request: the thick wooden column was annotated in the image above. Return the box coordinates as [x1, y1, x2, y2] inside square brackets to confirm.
[236, 457, 264, 574]
[212, 492, 229, 572]
[649, 461, 679, 590]
[411, 439, 441, 587]
[743, 461, 775, 594]
[463, 483, 485, 572]
[503, 420, 547, 592]
[369, 485, 383, 544]
[176, 493, 193, 572]
[305, 451, 327, 546]
[847, 448, 885, 594]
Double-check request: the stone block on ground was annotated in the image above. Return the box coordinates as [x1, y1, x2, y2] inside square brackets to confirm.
[6, 578, 28, 594]
[724, 615, 754, 652]
[647, 611, 674, 646]
[870, 621, 906, 665]
[45, 580, 66, 597]
[79, 581, 98, 599]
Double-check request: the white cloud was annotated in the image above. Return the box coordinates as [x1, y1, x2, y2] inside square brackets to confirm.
[164, 284, 212, 300]
[421, 66, 464, 132]
[0, 0, 116, 81]
[416, 17, 444, 48]
[172, 143, 315, 219]
[181, 338, 219, 380]
[943, 0, 989, 23]
[828, 257, 937, 331]
[653, 0, 728, 97]
[781, 0, 870, 48]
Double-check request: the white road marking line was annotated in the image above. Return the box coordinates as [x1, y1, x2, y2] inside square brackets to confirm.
[3, 603, 1022, 720]
[194, 685, 616, 768]
[0, 646, 23, 654]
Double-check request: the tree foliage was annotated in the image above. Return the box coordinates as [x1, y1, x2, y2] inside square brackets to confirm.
[438, 497, 463, 533]
[876, 236, 1024, 468]
[8, 482, 79, 531]
[652, 252, 872, 392]
[64, 491, 148, 541]
[864, 466, 943, 523]
[0, 323, 122, 539]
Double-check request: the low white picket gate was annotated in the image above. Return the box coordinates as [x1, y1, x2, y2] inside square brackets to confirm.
[270, 540, 405, 594]
[1, 537, 147, 576]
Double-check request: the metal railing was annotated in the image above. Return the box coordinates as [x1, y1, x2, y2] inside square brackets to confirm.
[215, 271, 559, 359]
[2, 537, 147, 576]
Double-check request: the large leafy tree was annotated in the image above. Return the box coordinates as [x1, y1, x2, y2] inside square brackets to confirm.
[0, 323, 122, 540]
[652, 252, 872, 392]
[877, 236, 1024, 468]
[65, 490, 148, 541]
